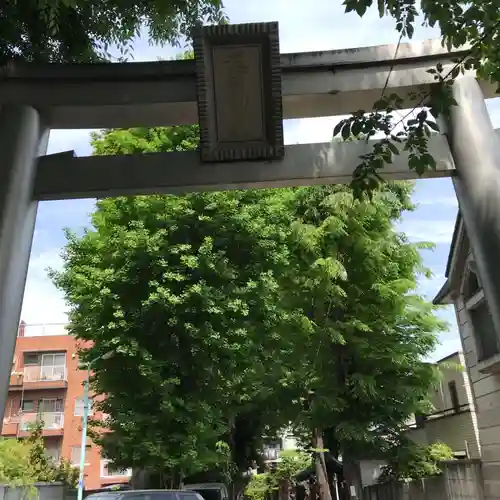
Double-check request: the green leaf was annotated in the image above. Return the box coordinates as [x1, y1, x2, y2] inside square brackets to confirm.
[341, 122, 352, 141]
[425, 120, 440, 132]
[351, 121, 363, 137]
[387, 141, 399, 155]
[355, 2, 368, 16]
[333, 121, 344, 137]
[377, 0, 385, 17]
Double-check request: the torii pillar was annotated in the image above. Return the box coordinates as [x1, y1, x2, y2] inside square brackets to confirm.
[0, 105, 48, 420]
[445, 77, 500, 341]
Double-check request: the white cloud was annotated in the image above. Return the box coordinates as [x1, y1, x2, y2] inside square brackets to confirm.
[429, 334, 462, 362]
[396, 220, 455, 244]
[418, 272, 445, 298]
[284, 117, 342, 145]
[416, 196, 458, 208]
[21, 249, 67, 324]
[47, 129, 95, 156]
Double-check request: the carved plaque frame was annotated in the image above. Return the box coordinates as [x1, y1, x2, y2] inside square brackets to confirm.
[193, 22, 284, 163]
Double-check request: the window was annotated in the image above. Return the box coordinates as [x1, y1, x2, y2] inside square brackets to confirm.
[100, 459, 132, 477]
[39, 398, 63, 413]
[468, 296, 500, 361]
[263, 439, 282, 461]
[24, 353, 40, 365]
[45, 445, 61, 463]
[40, 353, 66, 381]
[448, 380, 460, 412]
[464, 263, 500, 361]
[463, 267, 480, 300]
[71, 445, 91, 466]
[21, 400, 34, 412]
[74, 397, 93, 417]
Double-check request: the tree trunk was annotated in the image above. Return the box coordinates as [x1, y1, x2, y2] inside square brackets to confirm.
[313, 429, 332, 500]
[278, 479, 290, 500]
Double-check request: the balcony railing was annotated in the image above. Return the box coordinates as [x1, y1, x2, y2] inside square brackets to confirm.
[263, 448, 280, 461]
[19, 412, 64, 432]
[19, 323, 69, 337]
[23, 365, 67, 383]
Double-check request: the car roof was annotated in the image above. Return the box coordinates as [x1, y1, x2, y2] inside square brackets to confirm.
[121, 492, 185, 494]
[183, 484, 226, 489]
[88, 491, 201, 498]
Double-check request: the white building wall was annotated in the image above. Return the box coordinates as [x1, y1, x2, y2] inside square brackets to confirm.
[453, 246, 500, 500]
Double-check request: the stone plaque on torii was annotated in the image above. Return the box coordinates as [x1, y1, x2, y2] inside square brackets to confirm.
[1, 22, 500, 420]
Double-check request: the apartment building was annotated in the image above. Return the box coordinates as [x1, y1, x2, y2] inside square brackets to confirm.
[434, 212, 500, 500]
[1, 322, 131, 490]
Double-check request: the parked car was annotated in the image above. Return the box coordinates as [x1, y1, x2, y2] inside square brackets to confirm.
[183, 482, 229, 500]
[86, 490, 205, 500]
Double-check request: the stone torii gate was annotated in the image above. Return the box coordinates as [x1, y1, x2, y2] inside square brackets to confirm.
[1, 22, 500, 420]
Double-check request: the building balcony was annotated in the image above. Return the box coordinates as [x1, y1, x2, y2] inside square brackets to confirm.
[1, 416, 20, 436]
[18, 412, 64, 437]
[9, 372, 24, 387]
[263, 447, 280, 461]
[9, 366, 68, 391]
[18, 322, 69, 337]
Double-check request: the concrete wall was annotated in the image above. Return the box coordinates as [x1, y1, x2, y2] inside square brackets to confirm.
[453, 240, 500, 500]
[405, 352, 481, 459]
[363, 460, 484, 500]
[430, 353, 467, 411]
[359, 460, 387, 487]
[406, 409, 481, 459]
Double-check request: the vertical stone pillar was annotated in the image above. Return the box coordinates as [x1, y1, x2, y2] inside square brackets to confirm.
[445, 76, 500, 337]
[0, 105, 47, 420]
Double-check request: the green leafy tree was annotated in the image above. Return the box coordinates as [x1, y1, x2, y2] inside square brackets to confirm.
[245, 450, 311, 500]
[0, 422, 78, 488]
[52, 125, 445, 493]
[1, 0, 225, 64]
[378, 440, 454, 482]
[27, 421, 80, 487]
[268, 183, 445, 497]
[0, 438, 35, 487]
[53, 125, 300, 484]
[27, 421, 54, 482]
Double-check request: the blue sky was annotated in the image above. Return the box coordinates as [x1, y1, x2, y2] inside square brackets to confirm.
[21, 0, 500, 360]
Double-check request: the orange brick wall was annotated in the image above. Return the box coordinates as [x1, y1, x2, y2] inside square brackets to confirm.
[2, 332, 129, 489]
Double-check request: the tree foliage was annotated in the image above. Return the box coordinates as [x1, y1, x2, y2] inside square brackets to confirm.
[52, 124, 445, 483]
[1, 0, 225, 64]
[338, 0, 500, 195]
[0, 438, 34, 488]
[245, 450, 312, 500]
[0, 422, 78, 488]
[56, 126, 299, 483]
[378, 440, 454, 482]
